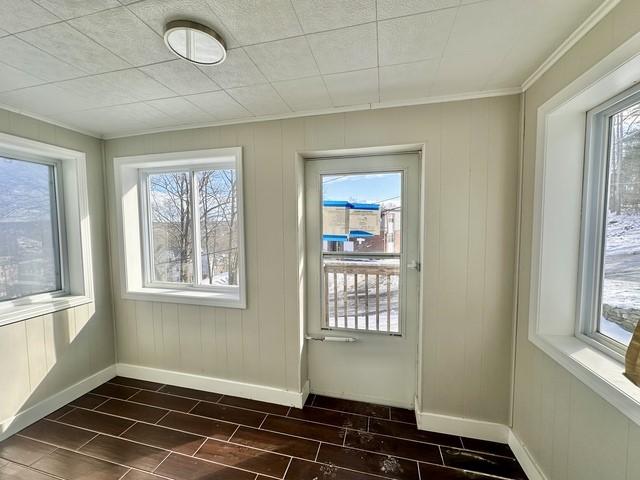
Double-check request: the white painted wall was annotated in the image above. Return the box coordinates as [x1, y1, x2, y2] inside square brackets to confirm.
[0, 109, 115, 430]
[104, 96, 520, 424]
[514, 0, 640, 478]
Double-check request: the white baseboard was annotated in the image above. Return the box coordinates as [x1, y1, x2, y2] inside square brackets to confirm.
[508, 430, 548, 480]
[414, 403, 548, 480]
[116, 363, 307, 408]
[415, 403, 509, 443]
[0, 365, 116, 441]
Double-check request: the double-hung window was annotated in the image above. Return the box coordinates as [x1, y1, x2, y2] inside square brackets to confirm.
[0, 156, 64, 302]
[579, 86, 640, 359]
[0, 133, 93, 326]
[115, 148, 245, 308]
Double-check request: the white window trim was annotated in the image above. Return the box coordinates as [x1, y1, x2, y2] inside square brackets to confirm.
[577, 84, 640, 362]
[113, 147, 246, 309]
[0, 133, 94, 327]
[530, 32, 640, 427]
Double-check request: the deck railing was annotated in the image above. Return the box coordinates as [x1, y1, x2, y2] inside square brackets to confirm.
[323, 256, 400, 333]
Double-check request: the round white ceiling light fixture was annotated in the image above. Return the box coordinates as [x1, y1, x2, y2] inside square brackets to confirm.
[164, 20, 227, 65]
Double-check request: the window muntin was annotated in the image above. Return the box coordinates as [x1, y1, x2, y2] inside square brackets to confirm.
[141, 164, 240, 292]
[581, 89, 640, 355]
[0, 156, 63, 302]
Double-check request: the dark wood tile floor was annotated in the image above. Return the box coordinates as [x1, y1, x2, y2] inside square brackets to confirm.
[0, 377, 528, 480]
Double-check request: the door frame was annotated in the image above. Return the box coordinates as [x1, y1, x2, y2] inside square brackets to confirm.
[294, 143, 427, 410]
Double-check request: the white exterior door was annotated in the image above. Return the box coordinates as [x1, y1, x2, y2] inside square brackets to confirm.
[305, 153, 421, 408]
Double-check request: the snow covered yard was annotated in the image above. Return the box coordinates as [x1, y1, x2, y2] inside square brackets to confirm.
[601, 213, 640, 344]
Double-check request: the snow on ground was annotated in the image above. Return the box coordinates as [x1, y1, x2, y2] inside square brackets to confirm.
[601, 212, 640, 344]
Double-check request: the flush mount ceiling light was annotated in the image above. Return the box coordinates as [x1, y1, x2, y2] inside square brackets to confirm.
[164, 20, 227, 65]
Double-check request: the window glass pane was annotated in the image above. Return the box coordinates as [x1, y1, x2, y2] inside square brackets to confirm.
[322, 172, 401, 254]
[599, 104, 640, 346]
[0, 157, 61, 301]
[197, 169, 238, 286]
[148, 172, 194, 283]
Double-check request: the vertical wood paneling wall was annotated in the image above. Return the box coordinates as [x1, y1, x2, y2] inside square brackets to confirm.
[0, 109, 115, 426]
[105, 96, 520, 424]
[515, 1, 640, 478]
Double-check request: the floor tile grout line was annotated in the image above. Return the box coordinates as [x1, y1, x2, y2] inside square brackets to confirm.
[44, 402, 467, 460]
[154, 410, 172, 425]
[18, 419, 517, 480]
[116, 467, 132, 480]
[151, 450, 172, 474]
[92, 397, 112, 410]
[23, 432, 290, 480]
[228, 424, 242, 442]
[4, 459, 68, 480]
[281, 456, 293, 480]
[33, 416, 322, 469]
[117, 421, 138, 438]
[187, 400, 201, 414]
[58, 386, 516, 458]
[190, 437, 210, 458]
[257, 414, 269, 429]
[75, 432, 100, 451]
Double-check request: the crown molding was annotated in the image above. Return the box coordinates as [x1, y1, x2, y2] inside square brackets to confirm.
[521, 0, 622, 91]
[0, 102, 100, 139]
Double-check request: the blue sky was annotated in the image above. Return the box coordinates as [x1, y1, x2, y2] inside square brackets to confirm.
[322, 172, 401, 205]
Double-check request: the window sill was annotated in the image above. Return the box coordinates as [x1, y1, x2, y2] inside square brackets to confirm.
[123, 287, 246, 309]
[0, 295, 93, 327]
[531, 333, 640, 426]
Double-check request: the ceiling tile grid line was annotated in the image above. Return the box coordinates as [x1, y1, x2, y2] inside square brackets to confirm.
[286, 1, 336, 112]
[0, 0, 610, 137]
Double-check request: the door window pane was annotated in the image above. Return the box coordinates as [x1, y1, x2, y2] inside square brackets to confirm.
[322, 173, 402, 254]
[148, 171, 194, 283]
[321, 172, 402, 333]
[0, 157, 61, 301]
[599, 104, 640, 346]
[197, 169, 238, 286]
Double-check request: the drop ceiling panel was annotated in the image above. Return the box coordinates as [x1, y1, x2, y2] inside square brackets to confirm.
[140, 60, 221, 96]
[273, 76, 332, 111]
[245, 37, 319, 82]
[291, 0, 376, 34]
[0, 0, 60, 34]
[0, 64, 43, 93]
[376, 0, 460, 20]
[227, 83, 291, 116]
[0, 84, 94, 115]
[184, 90, 251, 122]
[378, 9, 457, 66]
[33, 0, 120, 20]
[69, 7, 175, 66]
[0, 36, 84, 82]
[198, 48, 267, 89]
[379, 60, 439, 102]
[146, 97, 213, 124]
[17, 23, 130, 75]
[127, 0, 240, 48]
[205, 0, 303, 45]
[308, 23, 378, 74]
[324, 68, 379, 106]
[0, 0, 607, 136]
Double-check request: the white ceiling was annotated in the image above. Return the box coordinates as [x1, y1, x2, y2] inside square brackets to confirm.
[0, 0, 604, 138]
